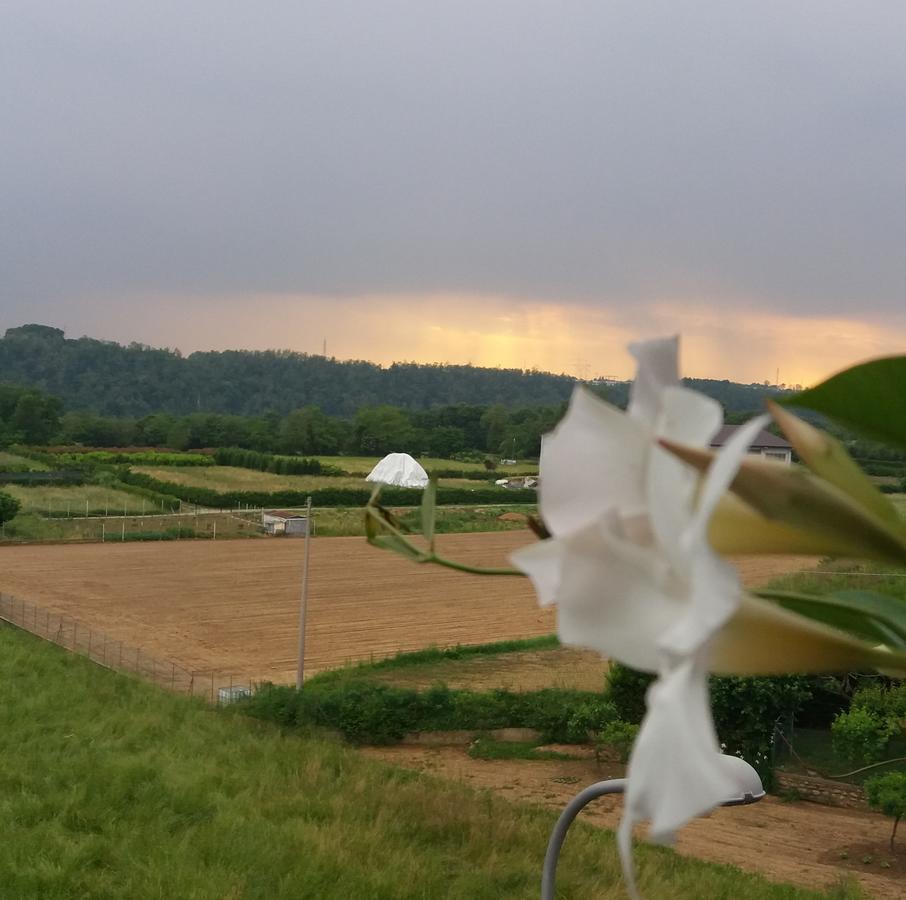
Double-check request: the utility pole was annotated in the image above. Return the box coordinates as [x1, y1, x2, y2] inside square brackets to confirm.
[296, 496, 313, 688]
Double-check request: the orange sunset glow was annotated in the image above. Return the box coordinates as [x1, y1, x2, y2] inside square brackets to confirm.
[105, 291, 906, 387]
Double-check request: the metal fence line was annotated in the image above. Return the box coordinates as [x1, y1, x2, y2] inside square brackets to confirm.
[0, 591, 256, 704]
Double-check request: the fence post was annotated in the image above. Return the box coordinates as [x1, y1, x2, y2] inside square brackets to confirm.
[171, 663, 176, 689]
[73, 620, 78, 651]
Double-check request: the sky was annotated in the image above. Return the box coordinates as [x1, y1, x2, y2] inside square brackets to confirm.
[2, 1, 906, 386]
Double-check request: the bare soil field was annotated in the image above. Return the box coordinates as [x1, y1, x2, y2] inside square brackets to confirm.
[0, 533, 818, 683]
[361, 745, 903, 898]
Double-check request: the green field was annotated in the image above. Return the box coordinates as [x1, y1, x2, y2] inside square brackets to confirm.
[4, 484, 161, 517]
[312, 503, 534, 536]
[133, 465, 488, 493]
[0, 451, 49, 470]
[0, 623, 859, 899]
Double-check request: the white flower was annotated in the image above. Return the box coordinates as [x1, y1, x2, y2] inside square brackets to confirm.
[511, 336, 874, 894]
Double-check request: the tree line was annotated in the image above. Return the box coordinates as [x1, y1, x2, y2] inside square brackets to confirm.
[0, 323, 787, 419]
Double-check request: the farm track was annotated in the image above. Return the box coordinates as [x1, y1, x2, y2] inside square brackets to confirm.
[362, 745, 904, 899]
[0, 533, 818, 684]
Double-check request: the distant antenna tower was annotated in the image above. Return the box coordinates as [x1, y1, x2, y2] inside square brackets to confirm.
[322, 338, 327, 357]
[775, 367, 779, 386]
[573, 358, 591, 381]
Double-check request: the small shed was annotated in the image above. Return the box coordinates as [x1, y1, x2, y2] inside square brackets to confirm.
[262, 510, 312, 536]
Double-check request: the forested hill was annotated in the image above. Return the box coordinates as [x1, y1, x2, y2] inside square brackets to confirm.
[0, 325, 577, 416]
[0, 324, 782, 417]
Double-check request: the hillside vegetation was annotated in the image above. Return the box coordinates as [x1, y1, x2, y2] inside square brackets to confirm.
[0, 324, 783, 418]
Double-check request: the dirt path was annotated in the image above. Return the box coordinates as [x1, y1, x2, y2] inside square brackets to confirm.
[0, 533, 818, 683]
[361, 745, 902, 898]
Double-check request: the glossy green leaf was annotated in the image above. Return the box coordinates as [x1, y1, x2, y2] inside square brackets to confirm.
[758, 589, 906, 651]
[780, 355, 906, 450]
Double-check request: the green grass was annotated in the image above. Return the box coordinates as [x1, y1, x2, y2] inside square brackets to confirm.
[4, 484, 161, 517]
[306, 635, 560, 688]
[764, 558, 906, 601]
[1, 511, 262, 543]
[0, 451, 49, 470]
[133, 465, 483, 494]
[0, 625, 859, 899]
[467, 738, 578, 761]
[311, 503, 535, 537]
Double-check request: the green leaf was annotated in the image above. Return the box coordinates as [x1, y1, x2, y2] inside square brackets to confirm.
[768, 400, 901, 527]
[421, 478, 437, 548]
[368, 532, 426, 563]
[758, 589, 906, 651]
[661, 439, 906, 566]
[780, 355, 906, 450]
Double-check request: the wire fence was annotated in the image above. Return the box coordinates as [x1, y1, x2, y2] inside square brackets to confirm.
[0, 591, 256, 704]
[0, 505, 301, 544]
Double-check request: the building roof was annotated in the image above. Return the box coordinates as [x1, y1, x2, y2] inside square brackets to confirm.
[709, 424, 792, 450]
[263, 510, 308, 520]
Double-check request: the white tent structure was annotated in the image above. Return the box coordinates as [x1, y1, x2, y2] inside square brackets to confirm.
[366, 453, 429, 488]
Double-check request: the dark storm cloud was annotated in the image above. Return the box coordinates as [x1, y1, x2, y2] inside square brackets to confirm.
[2, 0, 906, 326]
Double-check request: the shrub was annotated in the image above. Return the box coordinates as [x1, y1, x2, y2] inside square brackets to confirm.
[596, 720, 640, 763]
[605, 663, 654, 723]
[865, 772, 906, 850]
[832, 707, 899, 764]
[851, 682, 906, 720]
[243, 682, 617, 745]
[213, 447, 323, 475]
[0, 490, 20, 525]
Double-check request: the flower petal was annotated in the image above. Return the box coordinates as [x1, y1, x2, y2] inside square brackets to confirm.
[658, 416, 769, 659]
[628, 336, 680, 426]
[618, 655, 738, 896]
[646, 385, 723, 569]
[538, 386, 648, 535]
[512, 515, 677, 673]
[506, 534, 564, 606]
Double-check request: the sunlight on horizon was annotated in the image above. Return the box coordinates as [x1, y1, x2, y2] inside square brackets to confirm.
[93, 291, 906, 388]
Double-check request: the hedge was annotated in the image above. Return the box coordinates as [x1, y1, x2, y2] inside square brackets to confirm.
[242, 681, 618, 745]
[119, 470, 537, 508]
[213, 447, 329, 475]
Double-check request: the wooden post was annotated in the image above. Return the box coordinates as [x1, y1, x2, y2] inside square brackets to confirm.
[296, 495, 313, 688]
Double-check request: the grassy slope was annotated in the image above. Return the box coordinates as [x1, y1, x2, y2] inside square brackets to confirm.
[0, 624, 856, 899]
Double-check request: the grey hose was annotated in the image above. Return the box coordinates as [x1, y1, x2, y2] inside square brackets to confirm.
[541, 779, 627, 900]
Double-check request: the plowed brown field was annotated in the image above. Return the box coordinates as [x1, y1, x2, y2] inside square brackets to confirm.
[0, 534, 818, 683]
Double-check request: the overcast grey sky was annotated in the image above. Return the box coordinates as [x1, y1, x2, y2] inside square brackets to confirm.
[2, 1, 905, 381]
